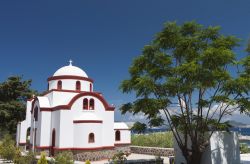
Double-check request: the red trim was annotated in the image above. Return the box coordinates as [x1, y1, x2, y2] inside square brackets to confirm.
[19, 142, 26, 146]
[114, 129, 130, 130]
[69, 92, 114, 111]
[35, 146, 51, 149]
[33, 92, 115, 113]
[73, 120, 103, 123]
[48, 75, 94, 83]
[35, 145, 129, 150]
[42, 89, 84, 96]
[53, 146, 114, 151]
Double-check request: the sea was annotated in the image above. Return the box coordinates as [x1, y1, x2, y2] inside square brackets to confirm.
[231, 127, 250, 147]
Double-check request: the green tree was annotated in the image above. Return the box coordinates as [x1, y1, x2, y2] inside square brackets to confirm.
[131, 121, 147, 134]
[0, 76, 36, 136]
[120, 21, 249, 164]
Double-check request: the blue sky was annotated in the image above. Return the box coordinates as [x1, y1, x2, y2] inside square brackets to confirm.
[0, 0, 250, 122]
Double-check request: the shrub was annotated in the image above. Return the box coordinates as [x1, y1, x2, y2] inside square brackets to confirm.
[0, 134, 16, 161]
[14, 150, 37, 164]
[54, 151, 74, 164]
[131, 131, 173, 148]
[240, 143, 250, 154]
[85, 159, 91, 164]
[109, 151, 129, 164]
[38, 152, 48, 164]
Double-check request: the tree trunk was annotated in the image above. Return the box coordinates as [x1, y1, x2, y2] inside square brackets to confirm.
[185, 151, 202, 164]
[190, 152, 202, 164]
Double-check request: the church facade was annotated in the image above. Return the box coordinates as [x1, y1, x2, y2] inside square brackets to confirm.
[16, 62, 131, 161]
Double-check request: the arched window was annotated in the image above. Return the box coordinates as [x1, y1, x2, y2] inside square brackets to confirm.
[88, 133, 95, 143]
[83, 98, 88, 110]
[57, 80, 62, 90]
[90, 83, 92, 92]
[34, 107, 38, 121]
[115, 130, 121, 141]
[76, 81, 81, 91]
[89, 99, 94, 110]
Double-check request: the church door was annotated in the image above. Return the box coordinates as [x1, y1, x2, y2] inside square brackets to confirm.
[51, 129, 56, 156]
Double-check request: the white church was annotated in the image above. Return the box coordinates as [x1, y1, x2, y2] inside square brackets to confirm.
[16, 61, 131, 161]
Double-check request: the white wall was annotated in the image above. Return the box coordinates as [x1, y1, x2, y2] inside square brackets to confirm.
[174, 131, 240, 164]
[70, 95, 114, 147]
[114, 130, 131, 144]
[16, 101, 32, 144]
[51, 110, 61, 147]
[58, 110, 74, 148]
[74, 123, 102, 148]
[49, 79, 93, 92]
[39, 112, 51, 146]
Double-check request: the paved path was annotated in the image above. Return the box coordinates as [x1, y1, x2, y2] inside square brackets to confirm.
[241, 153, 250, 164]
[75, 153, 170, 164]
[0, 153, 249, 164]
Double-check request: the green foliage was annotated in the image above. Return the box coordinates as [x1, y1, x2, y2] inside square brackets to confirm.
[131, 132, 173, 148]
[120, 21, 248, 164]
[85, 159, 91, 164]
[131, 122, 147, 134]
[109, 151, 129, 164]
[14, 150, 36, 164]
[0, 134, 16, 161]
[240, 143, 250, 154]
[54, 151, 74, 164]
[37, 152, 48, 164]
[0, 76, 37, 136]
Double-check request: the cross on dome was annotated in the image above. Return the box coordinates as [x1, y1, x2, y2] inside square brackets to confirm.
[69, 59, 73, 66]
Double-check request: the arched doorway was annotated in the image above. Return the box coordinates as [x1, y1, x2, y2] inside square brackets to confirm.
[26, 127, 31, 150]
[51, 129, 56, 156]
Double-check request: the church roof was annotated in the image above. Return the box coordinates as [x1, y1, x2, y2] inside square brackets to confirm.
[53, 60, 88, 77]
[114, 122, 129, 129]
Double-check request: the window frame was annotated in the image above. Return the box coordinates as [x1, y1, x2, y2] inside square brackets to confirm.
[88, 133, 95, 143]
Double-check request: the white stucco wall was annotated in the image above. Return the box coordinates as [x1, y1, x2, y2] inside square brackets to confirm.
[45, 91, 77, 107]
[17, 101, 32, 144]
[74, 123, 102, 148]
[58, 110, 74, 148]
[18, 121, 27, 143]
[70, 95, 114, 147]
[174, 131, 240, 164]
[114, 130, 131, 144]
[51, 110, 61, 147]
[49, 79, 93, 92]
[39, 112, 51, 146]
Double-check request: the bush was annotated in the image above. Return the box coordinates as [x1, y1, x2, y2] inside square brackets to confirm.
[131, 132, 173, 148]
[54, 151, 74, 164]
[14, 150, 37, 164]
[240, 143, 250, 154]
[85, 159, 91, 164]
[109, 151, 129, 164]
[0, 134, 16, 161]
[38, 152, 48, 164]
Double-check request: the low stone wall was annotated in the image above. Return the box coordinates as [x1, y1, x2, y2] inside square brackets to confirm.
[106, 158, 164, 164]
[130, 146, 174, 157]
[73, 146, 130, 161]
